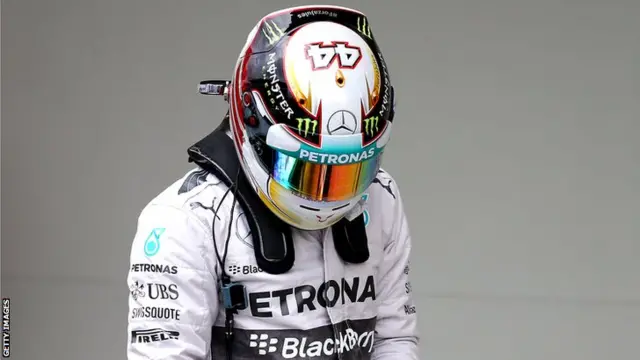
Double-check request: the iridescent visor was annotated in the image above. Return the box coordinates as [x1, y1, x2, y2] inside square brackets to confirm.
[271, 150, 382, 202]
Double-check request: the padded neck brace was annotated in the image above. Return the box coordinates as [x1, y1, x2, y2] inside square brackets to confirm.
[187, 116, 370, 274]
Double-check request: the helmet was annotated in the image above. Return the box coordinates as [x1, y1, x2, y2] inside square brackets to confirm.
[227, 5, 395, 230]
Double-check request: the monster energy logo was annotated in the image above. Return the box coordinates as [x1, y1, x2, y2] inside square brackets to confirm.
[262, 21, 285, 46]
[364, 116, 379, 136]
[296, 118, 318, 137]
[357, 17, 372, 39]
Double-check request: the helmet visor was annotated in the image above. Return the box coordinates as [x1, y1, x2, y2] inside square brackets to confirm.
[271, 150, 382, 202]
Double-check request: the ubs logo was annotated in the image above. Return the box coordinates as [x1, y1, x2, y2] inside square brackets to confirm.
[130, 281, 179, 301]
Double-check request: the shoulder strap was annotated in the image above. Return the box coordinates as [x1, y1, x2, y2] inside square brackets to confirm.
[332, 214, 370, 264]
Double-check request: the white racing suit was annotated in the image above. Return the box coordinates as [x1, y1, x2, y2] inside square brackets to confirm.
[126, 168, 419, 359]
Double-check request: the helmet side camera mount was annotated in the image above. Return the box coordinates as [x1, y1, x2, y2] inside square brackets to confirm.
[199, 80, 231, 102]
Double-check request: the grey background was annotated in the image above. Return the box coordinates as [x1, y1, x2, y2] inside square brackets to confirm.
[2, 0, 639, 359]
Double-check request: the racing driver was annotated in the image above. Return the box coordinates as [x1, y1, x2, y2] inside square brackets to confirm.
[127, 5, 420, 359]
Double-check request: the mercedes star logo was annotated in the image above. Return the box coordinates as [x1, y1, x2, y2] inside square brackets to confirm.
[326, 110, 358, 135]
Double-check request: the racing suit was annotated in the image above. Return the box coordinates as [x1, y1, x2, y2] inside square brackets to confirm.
[126, 168, 419, 359]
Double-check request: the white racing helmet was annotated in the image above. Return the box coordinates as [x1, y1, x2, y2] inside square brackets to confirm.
[224, 5, 396, 230]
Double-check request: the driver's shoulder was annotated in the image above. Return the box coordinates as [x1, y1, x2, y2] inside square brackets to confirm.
[141, 167, 234, 231]
[359, 168, 405, 235]
[365, 167, 402, 206]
